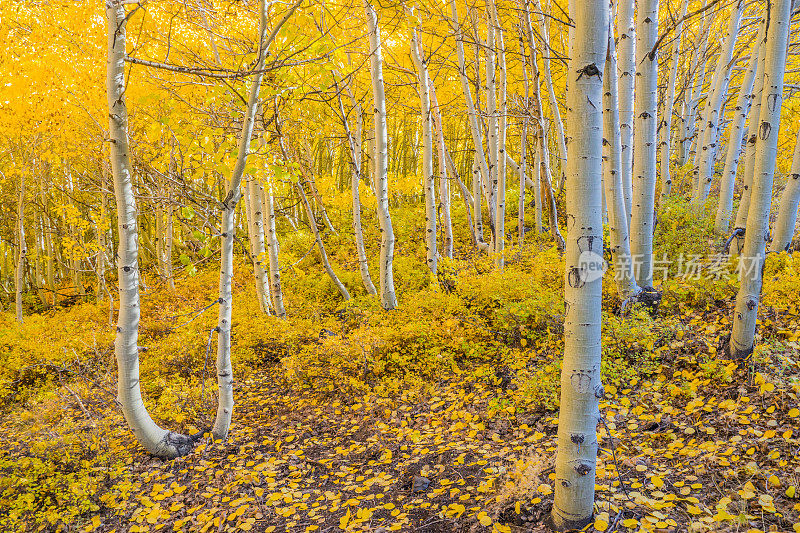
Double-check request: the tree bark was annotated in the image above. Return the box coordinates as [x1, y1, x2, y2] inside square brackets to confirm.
[770, 124, 800, 252]
[629, 0, 659, 289]
[659, 0, 688, 201]
[365, 0, 398, 309]
[106, 0, 196, 458]
[334, 75, 378, 295]
[263, 177, 286, 316]
[616, 0, 636, 219]
[728, 0, 791, 360]
[714, 23, 762, 234]
[212, 0, 300, 440]
[604, 14, 639, 301]
[411, 28, 438, 274]
[550, 0, 607, 528]
[692, 0, 744, 205]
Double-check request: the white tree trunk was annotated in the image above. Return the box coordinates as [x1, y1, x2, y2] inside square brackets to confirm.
[248, 177, 273, 314]
[365, 0, 397, 309]
[485, 15, 499, 247]
[728, 0, 791, 359]
[450, 0, 492, 253]
[411, 28, 437, 274]
[629, 0, 659, 289]
[715, 26, 762, 234]
[616, 0, 636, 219]
[429, 80, 454, 259]
[659, 0, 688, 201]
[692, 0, 744, 205]
[335, 75, 377, 294]
[679, 0, 710, 166]
[604, 15, 639, 301]
[106, 0, 195, 458]
[533, 0, 567, 190]
[550, 0, 607, 528]
[263, 178, 286, 316]
[15, 172, 25, 324]
[492, 5, 508, 268]
[688, 6, 711, 170]
[213, 0, 300, 440]
[730, 28, 769, 254]
[770, 125, 800, 252]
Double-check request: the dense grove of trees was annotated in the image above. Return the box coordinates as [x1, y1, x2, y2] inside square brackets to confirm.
[2, 0, 800, 529]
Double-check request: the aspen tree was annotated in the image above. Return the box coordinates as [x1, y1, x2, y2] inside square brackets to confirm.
[617, 0, 636, 217]
[604, 13, 639, 301]
[659, 0, 688, 201]
[247, 164, 274, 314]
[450, 0, 491, 253]
[533, 0, 567, 190]
[728, 0, 791, 360]
[15, 170, 25, 324]
[212, 0, 300, 440]
[680, 0, 710, 166]
[263, 177, 286, 317]
[105, 0, 197, 457]
[692, 0, 744, 205]
[730, 23, 769, 254]
[715, 24, 762, 234]
[491, 4, 508, 268]
[550, 0, 607, 528]
[770, 126, 800, 252]
[411, 27, 437, 274]
[630, 0, 659, 290]
[334, 75, 377, 294]
[365, 0, 398, 309]
[429, 80, 454, 259]
[485, 13, 499, 247]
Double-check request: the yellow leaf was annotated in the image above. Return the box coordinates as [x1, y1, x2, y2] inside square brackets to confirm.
[786, 486, 796, 498]
[594, 518, 609, 531]
[339, 509, 350, 530]
[788, 408, 799, 418]
[477, 512, 492, 526]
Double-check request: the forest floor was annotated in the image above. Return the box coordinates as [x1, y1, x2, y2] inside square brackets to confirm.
[1, 202, 800, 533]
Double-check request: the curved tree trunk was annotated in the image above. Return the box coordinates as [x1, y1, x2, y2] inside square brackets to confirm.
[365, 0, 397, 309]
[213, 0, 300, 440]
[550, 0, 607, 528]
[429, 80, 454, 259]
[728, 0, 791, 360]
[296, 181, 351, 300]
[533, 0, 567, 191]
[106, 0, 196, 458]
